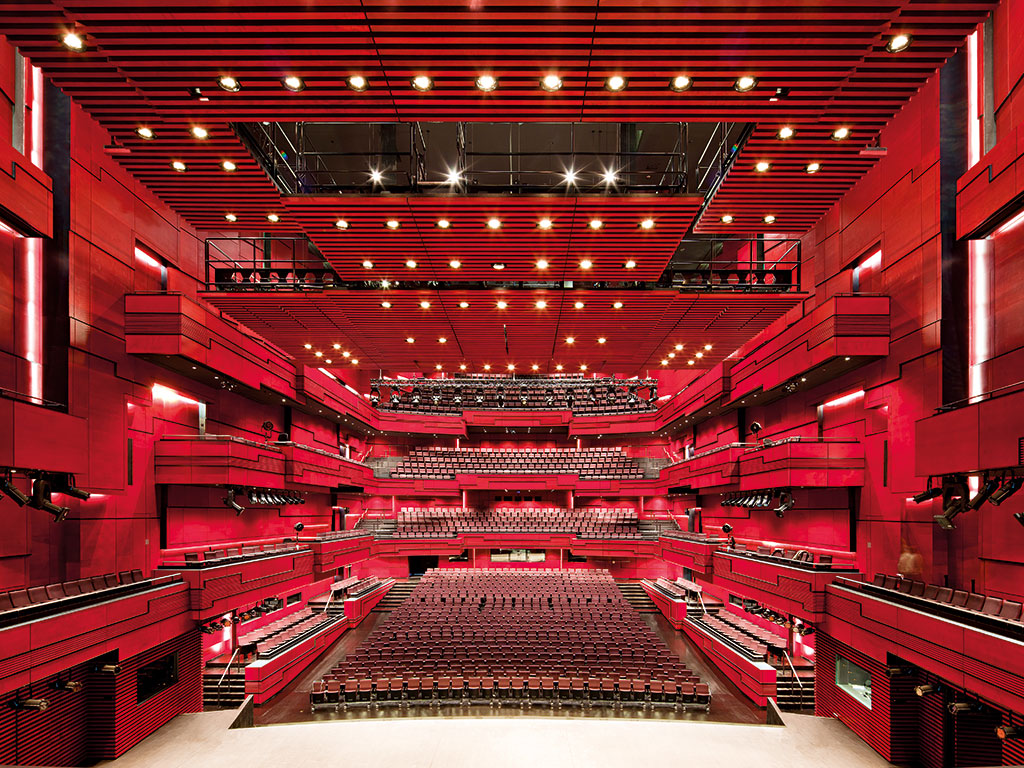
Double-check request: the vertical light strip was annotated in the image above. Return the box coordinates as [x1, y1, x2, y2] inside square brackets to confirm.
[967, 29, 989, 404]
[966, 31, 981, 169]
[25, 64, 44, 403]
[29, 65, 43, 169]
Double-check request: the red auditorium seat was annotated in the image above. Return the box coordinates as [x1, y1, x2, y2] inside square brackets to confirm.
[951, 590, 969, 607]
[1000, 601, 1023, 621]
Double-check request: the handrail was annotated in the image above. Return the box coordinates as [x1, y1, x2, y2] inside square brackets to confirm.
[697, 592, 708, 615]
[217, 648, 240, 706]
[782, 649, 804, 709]
[322, 589, 333, 615]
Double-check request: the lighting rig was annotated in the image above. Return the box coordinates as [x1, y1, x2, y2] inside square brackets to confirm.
[913, 472, 1022, 529]
[0, 469, 91, 522]
[220, 487, 306, 515]
[721, 489, 796, 517]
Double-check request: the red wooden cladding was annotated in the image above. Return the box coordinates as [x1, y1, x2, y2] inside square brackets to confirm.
[0, 141, 53, 237]
[659, 536, 717, 577]
[711, 551, 848, 621]
[154, 435, 288, 488]
[737, 439, 865, 490]
[283, 195, 703, 282]
[957, 123, 1024, 237]
[680, 617, 777, 706]
[640, 580, 688, 629]
[0, 396, 89, 475]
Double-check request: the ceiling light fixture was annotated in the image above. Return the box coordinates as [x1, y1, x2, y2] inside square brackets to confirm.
[580, 364, 588, 371]
[221, 160, 236, 171]
[218, 75, 241, 92]
[171, 160, 187, 172]
[574, 301, 585, 309]
[437, 219, 452, 229]
[612, 301, 623, 309]
[566, 337, 575, 344]
[438, 337, 447, 344]
[460, 364, 467, 370]
[831, 126, 850, 141]
[476, 74, 498, 91]
[668, 352, 676, 358]
[369, 168, 384, 184]
[563, 168, 578, 186]
[459, 301, 470, 308]
[347, 75, 368, 91]
[386, 219, 400, 230]
[448, 259, 461, 268]
[381, 301, 392, 308]
[224, 213, 237, 222]
[492, 262, 505, 270]
[61, 31, 85, 51]
[335, 219, 349, 230]
[541, 74, 563, 91]
[190, 126, 209, 140]
[535, 300, 547, 309]
[487, 217, 502, 230]
[532, 364, 540, 371]
[484, 364, 492, 371]
[556, 364, 564, 371]
[536, 259, 549, 270]
[720, 214, 734, 224]
[136, 126, 155, 140]
[406, 337, 415, 343]
[420, 300, 431, 309]
[675, 344, 684, 351]
[755, 160, 771, 173]
[588, 219, 603, 230]
[605, 76, 626, 91]
[580, 259, 593, 270]
[639, 218, 655, 230]
[602, 169, 618, 185]
[507, 363, 515, 371]
[734, 76, 758, 92]
[886, 33, 912, 53]
[624, 260, 637, 269]
[282, 76, 305, 92]
[670, 75, 693, 91]
[362, 259, 374, 269]
[266, 213, 279, 222]
[412, 75, 433, 91]
[777, 126, 795, 140]
[597, 337, 606, 344]
[763, 214, 776, 224]
[405, 259, 417, 268]
[806, 162, 821, 174]
[704, 344, 713, 350]
[537, 218, 553, 230]
[496, 300, 508, 309]
[436, 364, 443, 370]
[661, 359, 669, 365]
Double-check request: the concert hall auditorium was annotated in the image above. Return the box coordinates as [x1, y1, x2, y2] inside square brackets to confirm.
[2, 2, 1024, 766]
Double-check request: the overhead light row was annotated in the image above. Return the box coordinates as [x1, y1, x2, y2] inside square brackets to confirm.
[416, 363, 592, 372]
[774, 125, 852, 142]
[660, 343, 713, 366]
[168, 158, 239, 172]
[302, 343, 359, 365]
[719, 214, 778, 225]
[360, 258, 635, 271]
[331, 216, 654, 231]
[382, 300, 625, 311]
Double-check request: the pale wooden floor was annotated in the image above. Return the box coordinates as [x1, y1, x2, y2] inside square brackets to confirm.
[96, 708, 896, 768]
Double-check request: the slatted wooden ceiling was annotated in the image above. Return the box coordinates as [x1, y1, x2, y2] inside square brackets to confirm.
[0, 0, 994, 234]
[202, 290, 800, 374]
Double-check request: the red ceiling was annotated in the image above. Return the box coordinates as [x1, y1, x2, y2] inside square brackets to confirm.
[0, 1, 994, 234]
[200, 289, 802, 375]
[282, 195, 703, 282]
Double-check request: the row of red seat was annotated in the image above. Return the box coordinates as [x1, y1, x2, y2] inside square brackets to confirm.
[690, 609, 786, 660]
[392, 447, 644, 479]
[162, 542, 303, 568]
[312, 568, 710, 711]
[389, 505, 652, 539]
[871, 574, 1023, 622]
[0, 569, 160, 613]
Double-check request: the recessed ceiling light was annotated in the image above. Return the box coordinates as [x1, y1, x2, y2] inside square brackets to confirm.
[171, 160, 187, 172]
[496, 300, 508, 309]
[574, 301, 585, 309]
[351, 358, 358, 364]
[489, 263, 506, 272]
[532, 364, 540, 371]
[625, 260, 637, 269]
[537, 218, 554, 231]
[218, 75, 241, 92]
[668, 352, 676, 359]
[266, 212, 280, 222]
[613, 301, 623, 309]
[221, 160, 236, 171]
[695, 352, 704, 359]
[419, 300, 431, 309]
[444, 169, 462, 185]
[535, 300, 547, 309]
[536, 259, 550, 270]
[460, 364, 467, 370]
[304, 343, 312, 349]
[315, 351, 323, 358]
[597, 337, 606, 344]
[405, 259, 417, 268]
[406, 337, 415, 343]
[61, 31, 85, 51]
[282, 76, 305, 92]
[348, 75, 368, 91]
[476, 74, 498, 92]
[588, 219, 603, 230]
[487, 218, 502, 230]
[580, 259, 593, 270]
[734, 76, 758, 92]
[332, 343, 341, 350]
[777, 126, 795, 140]
[556, 364, 564, 371]
[605, 75, 627, 91]
[674, 344, 684, 351]
[507, 363, 515, 371]
[436, 219, 452, 230]
[381, 301, 392, 308]
[704, 344, 713, 350]
[484, 364, 492, 371]
[386, 219, 401, 230]
[563, 168, 579, 186]
[688, 359, 695, 365]
[438, 337, 447, 344]
[639, 218, 655, 230]
[335, 219, 349, 230]
[566, 337, 575, 344]
[412, 75, 433, 91]
[831, 126, 850, 141]
[720, 214, 734, 224]
[886, 33, 912, 53]
[755, 161, 771, 173]
[136, 126, 155, 140]
[369, 168, 384, 184]
[224, 213, 237, 222]
[541, 74, 563, 91]
[362, 259, 374, 269]
[763, 214, 777, 224]
[343, 351, 351, 358]
[670, 75, 693, 92]
[325, 359, 333, 365]
[580, 364, 588, 371]
[448, 259, 461, 269]
[435, 364, 443, 370]
[806, 162, 821, 174]
[459, 301, 470, 308]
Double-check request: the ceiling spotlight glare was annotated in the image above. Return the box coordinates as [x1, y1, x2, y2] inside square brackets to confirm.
[412, 75, 433, 91]
[136, 126, 156, 140]
[266, 213, 280, 222]
[574, 301, 585, 309]
[483, 364, 491, 371]
[487, 217, 502, 230]
[806, 162, 821, 174]
[605, 75, 627, 91]
[492, 262, 506, 271]
[386, 219, 401, 230]
[459, 301, 470, 308]
[370, 168, 384, 184]
[831, 126, 850, 141]
[668, 352, 676, 358]
[588, 219, 603, 230]
[535, 300, 547, 309]
[556, 364, 564, 371]
[597, 337, 606, 344]
[612, 301, 623, 309]
[602, 169, 618, 185]
[763, 214, 777, 224]
[886, 33, 912, 53]
[61, 31, 85, 51]
[777, 126, 795, 140]
[625, 260, 637, 269]
[541, 74, 563, 91]
[566, 336, 575, 345]
[990, 477, 1024, 506]
[639, 218, 655, 230]
[448, 259, 461, 268]
[221, 160, 236, 171]
[674, 344, 684, 351]
[704, 343, 712, 350]
[380, 301, 392, 308]
[437, 219, 453, 230]
[720, 214, 734, 224]
[218, 75, 241, 92]
[405, 259, 417, 268]
[537, 218, 553, 230]
[419, 300, 431, 309]
[476, 74, 498, 91]
[507, 363, 515, 371]
[580, 364, 588, 371]
[282, 76, 305, 92]
[438, 336, 447, 343]
[734, 76, 758, 92]
[347, 74, 368, 91]
[755, 161, 771, 173]
[171, 160, 187, 172]
[580, 259, 593, 270]
[444, 168, 462, 185]
[496, 300, 508, 309]
[406, 337, 415, 343]
[563, 168, 578, 186]
[335, 218, 349, 230]
[536, 259, 550, 270]
[660, 359, 669, 365]
[671, 75, 692, 91]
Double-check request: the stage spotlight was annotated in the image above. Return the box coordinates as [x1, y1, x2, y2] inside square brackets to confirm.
[31, 477, 69, 521]
[968, 476, 1001, 511]
[915, 684, 938, 697]
[990, 477, 1023, 506]
[1015, 512, 1024, 528]
[722, 523, 733, 534]
[223, 488, 245, 515]
[294, 522, 305, 533]
[9, 698, 50, 710]
[54, 473, 90, 501]
[774, 492, 794, 517]
[912, 483, 943, 503]
[948, 702, 973, 715]
[935, 496, 967, 530]
[996, 725, 1022, 741]
[100, 664, 122, 674]
[749, 421, 763, 435]
[1, 474, 29, 506]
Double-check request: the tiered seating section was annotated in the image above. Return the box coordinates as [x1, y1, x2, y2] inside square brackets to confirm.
[392, 447, 644, 479]
[311, 568, 709, 710]
[373, 377, 657, 416]
[238, 607, 335, 657]
[727, 543, 855, 570]
[0, 570, 177, 618]
[389, 506, 653, 539]
[332, 575, 383, 598]
[161, 542, 304, 568]
[871, 574, 1023, 623]
[690, 609, 786, 661]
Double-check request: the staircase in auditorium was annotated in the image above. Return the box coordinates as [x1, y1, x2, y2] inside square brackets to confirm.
[373, 578, 419, 612]
[617, 582, 659, 613]
[202, 663, 246, 709]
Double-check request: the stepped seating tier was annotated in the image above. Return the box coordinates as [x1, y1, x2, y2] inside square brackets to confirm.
[385, 505, 660, 540]
[392, 447, 644, 480]
[311, 568, 710, 711]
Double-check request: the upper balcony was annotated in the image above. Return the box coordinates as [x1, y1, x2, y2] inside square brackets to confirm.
[154, 434, 287, 488]
[738, 437, 865, 489]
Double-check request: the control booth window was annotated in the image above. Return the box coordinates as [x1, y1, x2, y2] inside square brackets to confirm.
[137, 651, 179, 703]
[491, 549, 545, 563]
[835, 654, 872, 709]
